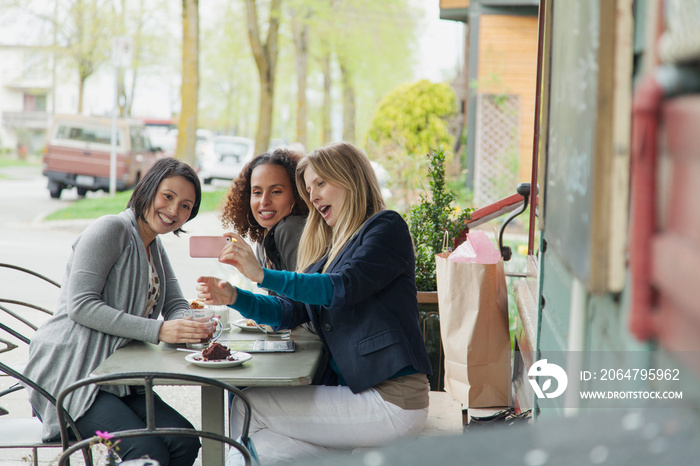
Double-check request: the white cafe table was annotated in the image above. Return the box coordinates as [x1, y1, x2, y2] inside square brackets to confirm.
[92, 325, 324, 465]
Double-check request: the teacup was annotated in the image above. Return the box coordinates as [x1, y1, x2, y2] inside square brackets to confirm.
[184, 307, 223, 349]
[208, 305, 230, 331]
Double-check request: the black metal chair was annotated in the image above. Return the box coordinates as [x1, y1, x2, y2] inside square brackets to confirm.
[56, 372, 254, 466]
[0, 263, 61, 416]
[0, 263, 60, 346]
[0, 360, 89, 466]
[0, 338, 17, 416]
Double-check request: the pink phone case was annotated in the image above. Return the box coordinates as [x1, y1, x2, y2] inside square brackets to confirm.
[189, 236, 231, 258]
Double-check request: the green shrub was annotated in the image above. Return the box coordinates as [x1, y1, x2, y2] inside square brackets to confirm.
[405, 147, 472, 291]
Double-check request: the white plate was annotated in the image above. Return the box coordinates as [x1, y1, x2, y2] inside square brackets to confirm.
[184, 351, 252, 368]
[232, 318, 264, 332]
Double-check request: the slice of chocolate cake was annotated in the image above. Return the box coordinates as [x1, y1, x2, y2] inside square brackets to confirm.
[201, 342, 231, 361]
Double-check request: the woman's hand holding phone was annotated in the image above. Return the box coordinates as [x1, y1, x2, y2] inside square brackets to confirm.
[219, 233, 265, 284]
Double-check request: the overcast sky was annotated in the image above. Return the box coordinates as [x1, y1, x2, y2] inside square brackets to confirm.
[417, 0, 465, 82]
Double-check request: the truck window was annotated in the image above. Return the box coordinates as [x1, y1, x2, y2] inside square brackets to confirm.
[56, 124, 119, 146]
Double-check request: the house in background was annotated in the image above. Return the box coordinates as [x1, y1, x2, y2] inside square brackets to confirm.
[0, 45, 55, 156]
[440, 0, 539, 206]
[0, 42, 175, 157]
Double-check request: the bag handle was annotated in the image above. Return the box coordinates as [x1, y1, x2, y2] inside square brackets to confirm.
[442, 230, 450, 253]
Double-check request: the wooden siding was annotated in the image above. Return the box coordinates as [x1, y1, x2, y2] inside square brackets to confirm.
[440, 0, 469, 9]
[477, 15, 538, 182]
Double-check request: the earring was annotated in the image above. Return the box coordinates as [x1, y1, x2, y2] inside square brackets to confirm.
[289, 204, 294, 215]
[247, 210, 257, 228]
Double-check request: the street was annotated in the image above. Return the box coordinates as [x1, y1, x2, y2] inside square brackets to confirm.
[1, 165, 247, 299]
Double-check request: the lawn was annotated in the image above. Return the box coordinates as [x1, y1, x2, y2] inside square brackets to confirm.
[45, 188, 228, 220]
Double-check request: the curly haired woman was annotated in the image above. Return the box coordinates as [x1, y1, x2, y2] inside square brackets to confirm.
[219, 148, 309, 272]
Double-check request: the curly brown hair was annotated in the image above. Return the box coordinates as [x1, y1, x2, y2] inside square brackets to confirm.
[219, 149, 309, 243]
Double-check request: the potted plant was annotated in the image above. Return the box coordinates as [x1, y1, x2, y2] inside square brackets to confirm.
[406, 147, 472, 294]
[405, 147, 472, 391]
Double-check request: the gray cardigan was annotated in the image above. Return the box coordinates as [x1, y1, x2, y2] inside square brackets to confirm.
[23, 209, 190, 440]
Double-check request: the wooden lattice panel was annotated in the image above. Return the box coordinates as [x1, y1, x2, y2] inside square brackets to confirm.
[474, 94, 521, 206]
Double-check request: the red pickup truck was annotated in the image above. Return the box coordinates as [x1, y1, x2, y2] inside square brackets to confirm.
[42, 114, 161, 199]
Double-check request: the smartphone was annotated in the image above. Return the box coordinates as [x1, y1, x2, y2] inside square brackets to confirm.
[189, 236, 231, 258]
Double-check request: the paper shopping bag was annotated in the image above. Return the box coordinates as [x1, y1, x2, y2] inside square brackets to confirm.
[436, 248, 511, 408]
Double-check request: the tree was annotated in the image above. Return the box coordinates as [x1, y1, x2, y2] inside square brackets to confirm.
[339, 62, 355, 143]
[245, 0, 282, 155]
[365, 79, 457, 206]
[290, 6, 309, 148]
[116, 0, 176, 117]
[176, 0, 199, 165]
[199, 3, 257, 135]
[320, 51, 332, 144]
[50, 0, 114, 113]
[321, 0, 420, 144]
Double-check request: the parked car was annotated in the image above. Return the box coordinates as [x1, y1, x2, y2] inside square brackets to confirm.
[196, 135, 255, 184]
[165, 128, 213, 159]
[41, 114, 160, 199]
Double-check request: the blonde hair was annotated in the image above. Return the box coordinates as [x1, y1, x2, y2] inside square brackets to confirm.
[295, 142, 386, 272]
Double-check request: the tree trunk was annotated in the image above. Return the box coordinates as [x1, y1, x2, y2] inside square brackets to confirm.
[176, 0, 199, 166]
[117, 67, 126, 116]
[127, 68, 137, 116]
[117, 0, 127, 117]
[77, 76, 85, 114]
[257, 75, 274, 154]
[321, 51, 332, 144]
[291, 12, 308, 149]
[340, 62, 355, 144]
[245, 0, 281, 156]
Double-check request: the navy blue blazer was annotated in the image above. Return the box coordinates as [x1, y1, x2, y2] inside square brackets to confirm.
[276, 210, 433, 394]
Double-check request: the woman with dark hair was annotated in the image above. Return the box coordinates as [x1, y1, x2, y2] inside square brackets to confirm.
[198, 142, 432, 464]
[23, 158, 206, 465]
[219, 148, 309, 272]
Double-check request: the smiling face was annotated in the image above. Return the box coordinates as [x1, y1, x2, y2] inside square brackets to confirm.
[139, 175, 196, 245]
[249, 163, 296, 230]
[303, 165, 346, 228]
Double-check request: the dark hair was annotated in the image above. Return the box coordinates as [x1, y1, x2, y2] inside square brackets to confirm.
[220, 149, 309, 243]
[127, 158, 202, 236]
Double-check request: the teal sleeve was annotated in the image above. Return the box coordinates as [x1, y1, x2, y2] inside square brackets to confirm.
[259, 268, 333, 305]
[227, 288, 282, 326]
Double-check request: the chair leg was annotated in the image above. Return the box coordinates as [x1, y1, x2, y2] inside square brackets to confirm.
[32, 447, 38, 466]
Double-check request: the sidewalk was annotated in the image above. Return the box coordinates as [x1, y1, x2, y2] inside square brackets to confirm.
[0, 388, 465, 465]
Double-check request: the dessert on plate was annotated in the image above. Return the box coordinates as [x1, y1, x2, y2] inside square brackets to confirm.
[201, 342, 232, 361]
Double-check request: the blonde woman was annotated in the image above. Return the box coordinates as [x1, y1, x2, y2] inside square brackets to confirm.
[197, 142, 431, 464]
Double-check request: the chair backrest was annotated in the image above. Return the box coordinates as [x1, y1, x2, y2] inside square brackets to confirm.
[0, 337, 17, 356]
[55, 372, 253, 466]
[0, 359, 89, 461]
[0, 263, 60, 346]
[0, 263, 61, 288]
[0, 360, 57, 413]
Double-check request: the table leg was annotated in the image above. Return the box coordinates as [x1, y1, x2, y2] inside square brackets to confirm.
[201, 386, 225, 465]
